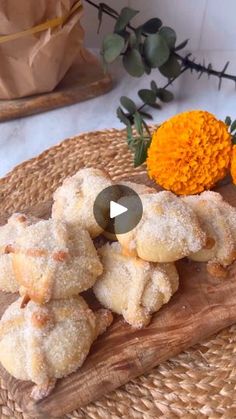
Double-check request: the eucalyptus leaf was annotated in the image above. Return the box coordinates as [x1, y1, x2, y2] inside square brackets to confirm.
[139, 110, 153, 120]
[138, 89, 156, 105]
[156, 88, 174, 102]
[119, 29, 130, 42]
[142, 18, 162, 34]
[126, 124, 134, 149]
[150, 80, 158, 93]
[144, 33, 169, 68]
[134, 141, 148, 167]
[102, 34, 125, 63]
[230, 120, 236, 133]
[142, 119, 152, 137]
[134, 112, 144, 135]
[135, 27, 143, 44]
[126, 123, 133, 138]
[159, 27, 176, 48]
[233, 135, 236, 145]
[175, 39, 188, 51]
[117, 107, 131, 126]
[129, 32, 137, 48]
[149, 103, 162, 109]
[120, 96, 137, 113]
[225, 116, 232, 126]
[115, 7, 139, 32]
[123, 48, 145, 77]
[159, 54, 181, 78]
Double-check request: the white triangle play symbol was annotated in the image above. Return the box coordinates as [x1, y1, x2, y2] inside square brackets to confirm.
[110, 201, 128, 219]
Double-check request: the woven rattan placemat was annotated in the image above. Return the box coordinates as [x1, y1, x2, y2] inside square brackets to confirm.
[0, 127, 236, 419]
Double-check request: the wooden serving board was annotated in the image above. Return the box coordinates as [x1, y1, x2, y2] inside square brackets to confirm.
[0, 176, 236, 418]
[0, 49, 112, 122]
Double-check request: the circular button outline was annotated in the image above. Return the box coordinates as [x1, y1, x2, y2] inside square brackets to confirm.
[93, 184, 143, 235]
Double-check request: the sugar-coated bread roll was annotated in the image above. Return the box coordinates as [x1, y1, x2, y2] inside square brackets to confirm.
[183, 191, 236, 277]
[52, 168, 113, 237]
[115, 191, 206, 263]
[93, 242, 179, 328]
[11, 218, 103, 304]
[0, 213, 39, 292]
[0, 296, 112, 400]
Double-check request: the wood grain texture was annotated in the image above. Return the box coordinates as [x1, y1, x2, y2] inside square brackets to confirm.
[0, 49, 112, 122]
[0, 177, 236, 418]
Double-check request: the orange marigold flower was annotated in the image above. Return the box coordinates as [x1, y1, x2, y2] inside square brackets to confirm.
[231, 145, 236, 184]
[147, 110, 232, 195]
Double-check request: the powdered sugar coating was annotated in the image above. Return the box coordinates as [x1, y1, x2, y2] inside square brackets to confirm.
[52, 168, 113, 237]
[93, 242, 179, 328]
[0, 213, 39, 292]
[116, 191, 206, 262]
[0, 296, 112, 400]
[12, 218, 103, 303]
[183, 191, 236, 270]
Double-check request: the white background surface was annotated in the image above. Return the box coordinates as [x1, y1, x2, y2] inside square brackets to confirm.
[1, 0, 236, 177]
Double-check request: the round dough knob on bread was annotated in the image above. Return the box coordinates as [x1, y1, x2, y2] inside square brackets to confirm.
[93, 242, 179, 328]
[11, 218, 103, 304]
[115, 191, 206, 263]
[0, 296, 113, 400]
[52, 168, 114, 237]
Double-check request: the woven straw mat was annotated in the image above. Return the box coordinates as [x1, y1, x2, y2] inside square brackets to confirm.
[0, 127, 236, 419]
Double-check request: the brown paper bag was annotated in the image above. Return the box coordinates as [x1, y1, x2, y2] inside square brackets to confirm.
[0, 0, 84, 99]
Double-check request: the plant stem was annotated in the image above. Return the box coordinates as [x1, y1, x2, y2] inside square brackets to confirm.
[84, 0, 236, 84]
[84, 0, 117, 19]
[174, 53, 236, 83]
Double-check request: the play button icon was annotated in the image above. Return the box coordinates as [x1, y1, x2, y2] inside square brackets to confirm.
[110, 201, 128, 219]
[93, 184, 143, 235]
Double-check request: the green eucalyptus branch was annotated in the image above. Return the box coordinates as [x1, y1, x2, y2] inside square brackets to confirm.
[84, 0, 236, 166]
[85, 0, 236, 83]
